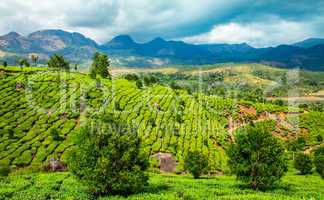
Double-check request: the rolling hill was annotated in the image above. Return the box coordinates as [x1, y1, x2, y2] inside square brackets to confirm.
[0, 65, 323, 172]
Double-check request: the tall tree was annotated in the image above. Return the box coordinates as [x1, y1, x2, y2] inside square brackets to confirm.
[30, 54, 39, 67]
[17, 58, 30, 70]
[90, 52, 111, 79]
[314, 147, 324, 179]
[47, 54, 70, 70]
[1, 61, 7, 68]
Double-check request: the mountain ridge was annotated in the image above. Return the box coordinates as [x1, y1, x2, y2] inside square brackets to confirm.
[0, 29, 324, 70]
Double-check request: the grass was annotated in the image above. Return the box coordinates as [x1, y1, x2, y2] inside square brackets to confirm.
[0, 66, 50, 72]
[0, 168, 323, 200]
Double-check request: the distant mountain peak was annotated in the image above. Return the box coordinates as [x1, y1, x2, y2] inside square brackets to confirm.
[149, 37, 166, 43]
[111, 35, 134, 43]
[292, 38, 324, 48]
[28, 29, 71, 37]
[4, 31, 21, 38]
[104, 34, 136, 49]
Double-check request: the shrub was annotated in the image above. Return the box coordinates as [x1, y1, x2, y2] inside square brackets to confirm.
[123, 74, 139, 81]
[314, 147, 324, 179]
[2, 61, 7, 67]
[175, 112, 184, 123]
[294, 152, 313, 175]
[50, 128, 63, 141]
[184, 151, 208, 179]
[0, 165, 10, 176]
[68, 114, 149, 196]
[170, 81, 182, 90]
[136, 80, 143, 89]
[227, 122, 288, 190]
[316, 135, 323, 142]
[143, 75, 159, 86]
[288, 136, 306, 152]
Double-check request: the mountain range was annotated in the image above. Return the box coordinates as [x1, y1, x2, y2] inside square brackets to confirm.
[0, 29, 324, 70]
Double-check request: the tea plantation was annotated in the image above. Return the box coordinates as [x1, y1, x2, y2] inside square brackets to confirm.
[1, 169, 324, 200]
[0, 68, 240, 171]
[0, 67, 323, 199]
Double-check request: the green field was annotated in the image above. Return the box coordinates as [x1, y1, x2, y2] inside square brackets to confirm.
[1, 168, 323, 200]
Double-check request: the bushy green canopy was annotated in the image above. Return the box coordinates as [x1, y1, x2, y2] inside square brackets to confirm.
[47, 54, 70, 69]
[314, 147, 324, 179]
[294, 152, 313, 175]
[67, 114, 148, 196]
[90, 52, 111, 79]
[227, 121, 288, 190]
[184, 151, 209, 179]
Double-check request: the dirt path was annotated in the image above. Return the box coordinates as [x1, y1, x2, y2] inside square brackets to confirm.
[304, 144, 324, 154]
[227, 112, 295, 141]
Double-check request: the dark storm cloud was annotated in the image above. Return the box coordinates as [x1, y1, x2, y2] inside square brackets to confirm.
[0, 0, 323, 46]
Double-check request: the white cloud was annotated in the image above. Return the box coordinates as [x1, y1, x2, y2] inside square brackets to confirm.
[0, 0, 322, 46]
[183, 19, 315, 47]
[183, 20, 315, 47]
[0, 0, 251, 43]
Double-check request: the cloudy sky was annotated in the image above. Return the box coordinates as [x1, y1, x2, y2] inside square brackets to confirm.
[0, 0, 323, 47]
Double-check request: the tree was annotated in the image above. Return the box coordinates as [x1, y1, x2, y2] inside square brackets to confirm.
[2, 61, 7, 68]
[143, 75, 159, 86]
[314, 147, 324, 179]
[227, 122, 288, 190]
[67, 114, 148, 196]
[50, 128, 63, 141]
[287, 136, 306, 152]
[0, 165, 10, 177]
[294, 152, 313, 175]
[47, 54, 70, 70]
[184, 151, 209, 179]
[136, 79, 143, 89]
[17, 58, 30, 70]
[90, 52, 111, 79]
[30, 54, 39, 66]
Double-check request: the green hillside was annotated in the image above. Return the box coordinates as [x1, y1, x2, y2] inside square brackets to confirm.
[0, 66, 324, 199]
[0, 68, 232, 171]
[0, 66, 323, 172]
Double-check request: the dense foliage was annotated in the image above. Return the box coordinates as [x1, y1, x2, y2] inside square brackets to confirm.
[47, 54, 70, 69]
[227, 121, 288, 190]
[294, 152, 313, 175]
[90, 52, 111, 79]
[184, 151, 209, 179]
[0, 165, 10, 177]
[30, 54, 39, 66]
[67, 114, 149, 196]
[314, 147, 324, 179]
[17, 58, 30, 69]
[2, 61, 7, 67]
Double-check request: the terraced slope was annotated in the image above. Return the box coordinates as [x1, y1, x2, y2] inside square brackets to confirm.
[0, 68, 322, 172]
